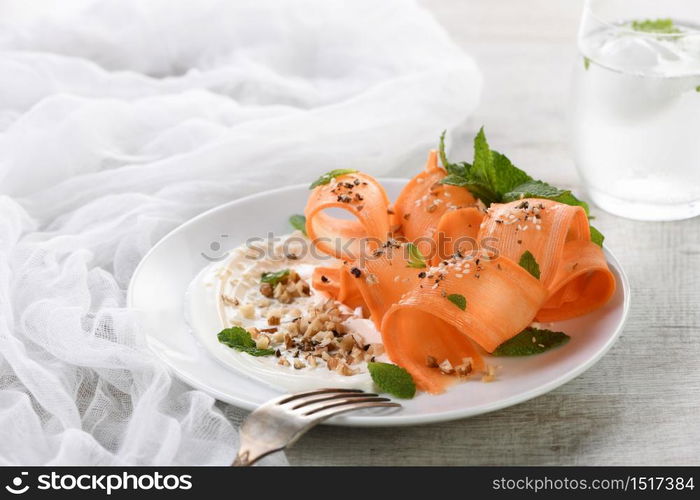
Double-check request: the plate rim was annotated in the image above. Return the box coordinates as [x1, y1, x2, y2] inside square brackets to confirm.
[127, 179, 631, 427]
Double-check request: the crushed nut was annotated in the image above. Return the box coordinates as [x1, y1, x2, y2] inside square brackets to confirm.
[439, 359, 454, 375]
[259, 282, 273, 297]
[239, 303, 255, 319]
[481, 364, 498, 382]
[327, 357, 339, 371]
[222, 295, 239, 306]
[340, 334, 356, 352]
[255, 335, 270, 349]
[455, 357, 473, 377]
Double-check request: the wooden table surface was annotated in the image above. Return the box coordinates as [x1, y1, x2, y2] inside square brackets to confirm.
[284, 0, 700, 465]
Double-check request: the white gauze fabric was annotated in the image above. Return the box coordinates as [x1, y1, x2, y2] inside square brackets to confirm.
[0, 0, 481, 464]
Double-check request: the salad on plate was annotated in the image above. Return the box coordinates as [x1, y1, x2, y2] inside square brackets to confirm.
[186, 129, 616, 399]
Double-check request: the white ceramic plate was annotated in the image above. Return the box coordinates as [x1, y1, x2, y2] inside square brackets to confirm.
[127, 179, 630, 427]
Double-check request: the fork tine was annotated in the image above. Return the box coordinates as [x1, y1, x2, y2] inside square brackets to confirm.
[289, 391, 379, 409]
[276, 388, 363, 405]
[307, 400, 401, 421]
[300, 396, 394, 416]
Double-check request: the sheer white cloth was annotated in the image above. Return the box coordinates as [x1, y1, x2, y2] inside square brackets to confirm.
[0, 0, 481, 464]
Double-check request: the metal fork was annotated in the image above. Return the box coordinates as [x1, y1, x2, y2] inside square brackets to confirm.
[232, 388, 400, 466]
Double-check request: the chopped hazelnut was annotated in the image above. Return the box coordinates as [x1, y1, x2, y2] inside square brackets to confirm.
[255, 335, 270, 349]
[481, 364, 498, 382]
[439, 359, 454, 375]
[455, 357, 473, 377]
[239, 303, 255, 319]
[222, 295, 239, 306]
[259, 282, 273, 297]
[340, 335, 356, 352]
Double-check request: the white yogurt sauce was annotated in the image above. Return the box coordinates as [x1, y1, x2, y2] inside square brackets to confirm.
[185, 231, 387, 392]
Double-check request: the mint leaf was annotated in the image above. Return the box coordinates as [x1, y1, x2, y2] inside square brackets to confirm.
[218, 327, 274, 356]
[631, 18, 680, 34]
[447, 293, 466, 311]
[261, 269, 290, 285]
[471, 127, 494, 186]
[309, 169, 357, 189]
[406, 243, 427, 269]
[492, 327, 570, 356]
[489, 151, 532, 196]
[439, 130, 471, 177]
[472, 128, 531, 196]
[367, 362, 416, 399]
[696, 85, 700, 93]
[437, 128, 603, 242]
[441, 175, 499, 206]
[439, 127, 531, 204]
[503, 180, 590, 216]
[439, 130, 450, 171]
[583, 56, 591, 71]
[590, 225, 604, 247]
[289, 214, 307, 236]
[518, 250, 540, 279]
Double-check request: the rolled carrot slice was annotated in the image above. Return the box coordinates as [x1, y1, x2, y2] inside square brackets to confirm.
[345, 241, 423, 329]
[535, 240, 616, 322]
[432, 207, 485, 264]
[478, 199, 590, 287]
[305, 172, 391, 260]
[392, 151, 478, 257]
[381, 256, 548, 393]
[312, 264, 366, 313]
[379, 307, 484, 394]
[312, 265, 341, 297]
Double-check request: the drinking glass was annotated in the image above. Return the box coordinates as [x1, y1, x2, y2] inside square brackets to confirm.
[571, 0, 700, 221]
